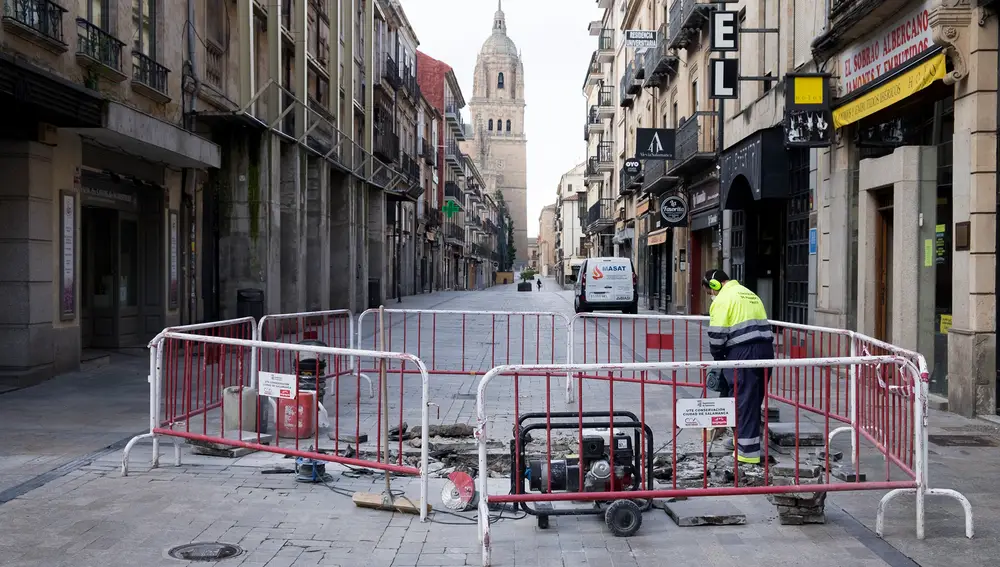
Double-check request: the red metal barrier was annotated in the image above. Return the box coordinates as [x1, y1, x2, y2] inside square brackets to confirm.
[356, 308, 571, 377]
[475, 355, 926, 566]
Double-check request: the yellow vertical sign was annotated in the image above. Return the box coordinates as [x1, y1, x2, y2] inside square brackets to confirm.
[793, 76, 825, 106]
[924, 239, 933, 267]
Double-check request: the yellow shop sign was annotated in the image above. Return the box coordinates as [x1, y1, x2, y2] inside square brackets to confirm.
[833, 52, 946, 129]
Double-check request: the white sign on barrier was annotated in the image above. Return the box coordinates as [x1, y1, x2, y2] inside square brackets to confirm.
[259, 371, 297, 399]
[676, 397, 735, 428]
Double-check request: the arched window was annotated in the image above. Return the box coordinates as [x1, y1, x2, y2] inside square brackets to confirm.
[506, 120, 511, 132]
[488, 119, 494, 131]
[496, 118, 501, 131]
[497, 72, 505, 89]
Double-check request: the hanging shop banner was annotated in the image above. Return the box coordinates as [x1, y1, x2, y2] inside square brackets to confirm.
[833, 52, 946, 129]
[647, 228, 668, 246]
[839, 0, 934, 97]
[659, 195, 688, 227]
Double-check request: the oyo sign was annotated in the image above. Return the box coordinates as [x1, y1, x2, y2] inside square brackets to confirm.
[624, 158, 641, 175]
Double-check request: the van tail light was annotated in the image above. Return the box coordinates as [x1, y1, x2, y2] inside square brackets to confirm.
[633, 272, 637, 285]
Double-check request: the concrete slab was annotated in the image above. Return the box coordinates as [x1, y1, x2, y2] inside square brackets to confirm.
[663, 498, 747, 527]
[767, 422, 825, 447]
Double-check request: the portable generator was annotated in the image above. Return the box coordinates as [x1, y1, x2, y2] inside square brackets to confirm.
[510, 411, 655, 537]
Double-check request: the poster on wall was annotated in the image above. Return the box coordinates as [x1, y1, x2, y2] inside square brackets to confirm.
[169, 211, 179, 309]
[60, 191, 76, 320]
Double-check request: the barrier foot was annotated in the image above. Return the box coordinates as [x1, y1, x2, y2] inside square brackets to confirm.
[876, 488, 914, 537]
[121, 433, 154, 477]
[827, 426, 855, 466]
[358, 373, 375, 399]
[925, 488, 974, 539]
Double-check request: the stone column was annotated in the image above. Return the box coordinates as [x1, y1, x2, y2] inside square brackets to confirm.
[0, 141, 55, 386]
[367, 186, 385, 305]
[306, 157, 329, 311]
[279, 144, 305, 313]
[263, 133, 283, 314]
[942, 10, 997, 416]
[329, 170, 356, 311]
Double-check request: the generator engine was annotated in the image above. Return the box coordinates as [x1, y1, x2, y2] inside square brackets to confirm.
[526, 428, 636, 494]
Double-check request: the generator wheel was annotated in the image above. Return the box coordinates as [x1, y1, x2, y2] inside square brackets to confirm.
[537, 514, 549, 529]
[605, 499, 642, 537]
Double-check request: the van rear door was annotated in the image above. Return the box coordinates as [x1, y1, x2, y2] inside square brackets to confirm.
[584, 258, 634, 303]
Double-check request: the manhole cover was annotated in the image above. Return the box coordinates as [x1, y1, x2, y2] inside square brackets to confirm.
[167, 543, 243, 562]
[927, 435, 998, 448]
[454, 393, 476, 400]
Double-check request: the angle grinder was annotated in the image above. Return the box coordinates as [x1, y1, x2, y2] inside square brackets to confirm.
[706, 368, 724, 393]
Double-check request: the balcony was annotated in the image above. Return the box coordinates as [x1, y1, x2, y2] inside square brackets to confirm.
[381, 54, 402, 90]
[668, 0, 713, 50]
[593, 141, 614, 172]
[584, 108, 606, 142]
[445, 98, 467, 140]
[584, 51, 603, 88]
[633, 51, 646, 82]
[401, 64, 419, 100]
[373, 128, 399, 163]
[595, 82, 614, 119]
[419, 137, 435, 165]
[425, 205, 441, 228]
[131, 50, 170, 102]
[619, 166, 643, 196]
[444, 180, 464, 203]
[644, 24, 679, 89]
[402, 153, 420, 182]
[445, 140, 463, 172]
[584, 157, 604, 185]
[586, 198, 615, 233]
[2, 0, 68, 52]
[75, 18, 126, 82]
[642, 159, 678, 194]
[596, 28, 614, 62]
[619, 62, 639, 108]
[472, 243, 491, 259]
[815, 0, 910, 56]
[444, 222, 465, 244]
[669, 111, 718, 175]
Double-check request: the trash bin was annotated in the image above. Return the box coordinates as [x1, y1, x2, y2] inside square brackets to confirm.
[237, 288, 265, 321]
[368, 278, 381, 309]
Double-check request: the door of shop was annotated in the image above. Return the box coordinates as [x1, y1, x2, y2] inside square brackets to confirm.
[784, 149, 811, 325]
[81, 207, 141, 348]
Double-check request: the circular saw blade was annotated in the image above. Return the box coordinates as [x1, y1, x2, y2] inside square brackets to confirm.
[440, 471, 477, 511]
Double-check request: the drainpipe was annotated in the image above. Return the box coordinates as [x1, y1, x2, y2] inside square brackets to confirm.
[184, 0, 201, 322]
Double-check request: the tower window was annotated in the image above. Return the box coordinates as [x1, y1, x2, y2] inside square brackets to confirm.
[497, 72, 505, 89]
[488, 119, 494, 131]
[506, 120, 511, 132]
[496, 117, 501, 130]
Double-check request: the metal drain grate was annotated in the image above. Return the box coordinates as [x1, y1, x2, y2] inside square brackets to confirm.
[927, 435, 998, 448]
[168, 543, 243, 562]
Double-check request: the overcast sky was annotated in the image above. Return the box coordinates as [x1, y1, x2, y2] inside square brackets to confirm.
[399, 0, 597, 238]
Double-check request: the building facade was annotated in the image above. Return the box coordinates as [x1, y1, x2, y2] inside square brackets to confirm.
[467, 2, 529, 268]
[587, 0, 997, 417]
[553, 162, 588, 286]
[537, 204, 558, 276]
[0, 0, 220, 386]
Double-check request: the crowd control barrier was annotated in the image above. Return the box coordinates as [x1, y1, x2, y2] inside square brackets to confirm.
[120, 327, 433, 520]
[356, 308, 571, 378]
[475, 356, 973, 566]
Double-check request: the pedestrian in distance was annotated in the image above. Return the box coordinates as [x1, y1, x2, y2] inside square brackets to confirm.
[702, 269, 775, 466]
[536, 278, 542, 290]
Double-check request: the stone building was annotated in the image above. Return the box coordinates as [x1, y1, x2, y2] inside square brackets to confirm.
[537, 204, 558, 276]
[553, 162, 588, 286]
[466, 1, 529, 268]
[0, 0, 219, 386]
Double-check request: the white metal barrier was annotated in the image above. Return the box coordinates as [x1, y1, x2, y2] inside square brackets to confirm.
[121, 330, 434, 521]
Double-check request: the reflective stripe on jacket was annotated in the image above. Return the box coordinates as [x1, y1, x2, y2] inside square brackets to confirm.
[707, 280, 773, 360]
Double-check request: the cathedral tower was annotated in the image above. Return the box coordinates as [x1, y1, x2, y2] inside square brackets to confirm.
[467, 1, 529, 266]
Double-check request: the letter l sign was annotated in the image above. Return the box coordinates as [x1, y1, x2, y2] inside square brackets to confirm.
[710, 58, 739, 100]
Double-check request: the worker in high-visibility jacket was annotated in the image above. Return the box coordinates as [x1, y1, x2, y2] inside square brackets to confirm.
[703, 269, 775, 465]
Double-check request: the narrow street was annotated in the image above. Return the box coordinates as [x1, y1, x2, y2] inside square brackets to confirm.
[0, 281, 995, 567]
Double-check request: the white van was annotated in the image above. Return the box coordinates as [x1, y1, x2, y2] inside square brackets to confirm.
[573, 257, 638, 314]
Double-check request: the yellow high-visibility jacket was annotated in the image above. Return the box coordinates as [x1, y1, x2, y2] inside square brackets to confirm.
[707, 280, 773, 360]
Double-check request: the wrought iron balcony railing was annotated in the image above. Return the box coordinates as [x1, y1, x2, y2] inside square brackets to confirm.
[373, 128, 399, 163]
[3, 0, 67, 46]
[586, 198, 615, 232]
[419, 137, 435, 165]
[402, 153, 420, 181]
[670, 110, 718, 172]
[425, 205, 441, 227]
[444, 180, 464, 202]
[668, 0, 712, 50]
[597, 28, 614, 52]
[644, 23, 679, 89]
[445, 222, 465, 242]
[76, 18, 125, 77]
[382, 54, 401, 90]
[596, 83, 614, 108]
[131, 50, 169, 100]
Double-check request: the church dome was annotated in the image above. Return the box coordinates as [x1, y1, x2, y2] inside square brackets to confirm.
[480, 1, 518, 58]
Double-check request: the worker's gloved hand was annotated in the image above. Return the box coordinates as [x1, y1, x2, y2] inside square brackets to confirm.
[706, 368, 723, 392]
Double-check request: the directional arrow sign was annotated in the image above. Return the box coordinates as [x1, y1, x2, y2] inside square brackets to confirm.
[443, 200, 460, 218]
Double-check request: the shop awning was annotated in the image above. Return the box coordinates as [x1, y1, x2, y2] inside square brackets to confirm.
[612, 227, 634, 244]
[647, 228, 668, 246]
[832, 52, 947, 129]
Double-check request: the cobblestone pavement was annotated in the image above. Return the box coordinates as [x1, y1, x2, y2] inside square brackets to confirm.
[0, 278, 992, 566]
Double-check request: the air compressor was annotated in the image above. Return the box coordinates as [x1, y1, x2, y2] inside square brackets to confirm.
[510, 411, 655, 537]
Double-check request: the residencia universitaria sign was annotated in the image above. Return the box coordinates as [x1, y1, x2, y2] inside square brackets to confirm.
[839, 0, 933, 96]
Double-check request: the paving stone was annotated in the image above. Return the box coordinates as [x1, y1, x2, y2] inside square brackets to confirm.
[770, 461, 822, 479]
[662, 498, 747, 527]
[766, 422, 825, 447]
